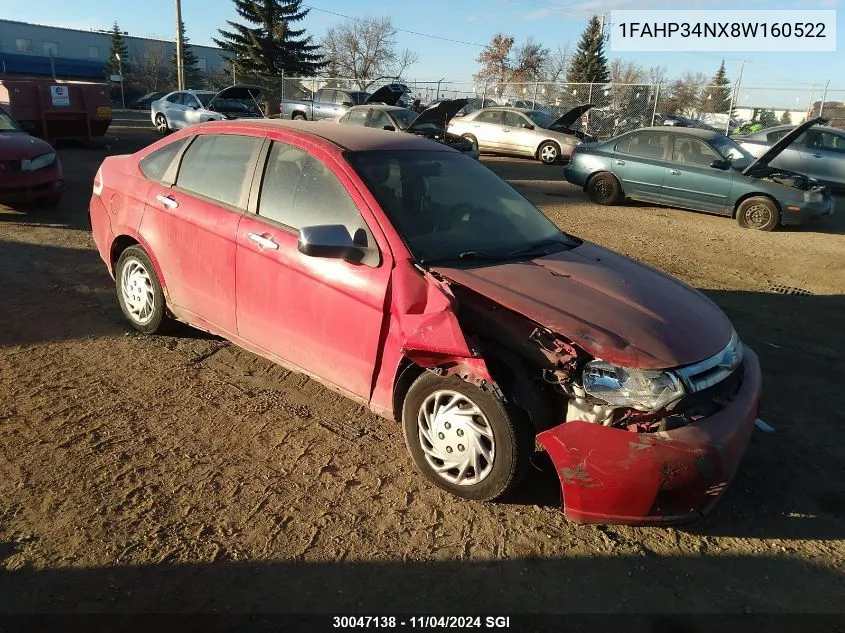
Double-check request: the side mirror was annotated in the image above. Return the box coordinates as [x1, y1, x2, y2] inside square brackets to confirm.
[522, 123, 535, 130]
[298, 224, 364, 262]
[710, 158, 730, 170]
[341, 101, 354, 107]
[382, 125, 396, 131]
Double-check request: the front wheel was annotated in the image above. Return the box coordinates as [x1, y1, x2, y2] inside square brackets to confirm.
[154, 113, 170, 134]
[537, 141, 561, 165]
[402, 372, 531, 501]
[461, 133, 478, 150]
[736, 196, 780, 231]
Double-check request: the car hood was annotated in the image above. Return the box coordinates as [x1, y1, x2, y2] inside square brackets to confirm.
[550, 103, 594, 128]
[408, 99, 468, 132]
[740, 116, 827, 175]
[432, 241, 734, 369]
[366, 83, 410, 106]
[0, 132, 55, 160]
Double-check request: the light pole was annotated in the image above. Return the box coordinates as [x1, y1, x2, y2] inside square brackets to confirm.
[115, 53, 125, 110]
[175, 0, 185, 90]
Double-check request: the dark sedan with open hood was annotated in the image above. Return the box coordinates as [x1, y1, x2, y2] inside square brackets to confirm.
[564, 117, 834, 230]
[333, 98, 479, 159]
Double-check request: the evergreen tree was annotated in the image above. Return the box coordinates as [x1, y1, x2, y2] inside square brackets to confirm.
[759, 108, 778, 127]
[780, 110, 793, 125]
[566, 15, 610, 85]
[173, 20, 201, 88]
[213, 0, 325, 77]
[701, 60, 731, 113]
[104, 21, 130, 81]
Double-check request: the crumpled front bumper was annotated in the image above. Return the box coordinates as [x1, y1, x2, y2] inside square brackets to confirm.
[537, 348, 762, 525]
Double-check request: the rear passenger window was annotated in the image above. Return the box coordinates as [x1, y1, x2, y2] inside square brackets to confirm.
[620, 133, 667, 159]
[346, 109, 369, 126]
[258, 141, 371, 242]
[139, 137, 190, 182]
[175, 134, 262, 207]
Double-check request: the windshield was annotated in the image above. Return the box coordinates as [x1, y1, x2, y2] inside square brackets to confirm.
[0, 108, 23, 132]
[391, 109, 419, 130]
[196, 93, 216, 107]
[709, 134, 755, 169]
[525, 110, 555, 128]
[346, 150, 575, 263]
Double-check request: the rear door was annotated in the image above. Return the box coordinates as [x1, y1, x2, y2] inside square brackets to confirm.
[611, 131, 671, 202]
[235, 139, 392, 399]
[798, 129, 845, 184]
[662, 135, 734, 214]
[140, 132, 265, 336]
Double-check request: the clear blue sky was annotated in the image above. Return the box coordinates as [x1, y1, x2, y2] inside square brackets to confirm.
[1, 0, 842, 94]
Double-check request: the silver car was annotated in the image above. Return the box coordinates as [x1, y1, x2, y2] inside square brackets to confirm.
[447, 105, 593, 165]
[151, 84, 264, 133]
[737, 122, 845, 188]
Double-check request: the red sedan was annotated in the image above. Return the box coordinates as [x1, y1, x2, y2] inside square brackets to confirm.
[0, 107, 64, 207]
[89, 120, 762, 524]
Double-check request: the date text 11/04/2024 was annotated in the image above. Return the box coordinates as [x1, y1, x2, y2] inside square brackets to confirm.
[332, 616, 512, 628]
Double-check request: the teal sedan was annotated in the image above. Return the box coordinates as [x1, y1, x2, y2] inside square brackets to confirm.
[564, 117, 834, 231]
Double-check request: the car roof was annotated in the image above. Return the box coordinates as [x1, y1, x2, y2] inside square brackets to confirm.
[347, 104, 406, 112]
[197, 119, 451, 153]
[630, 126, 717, 139]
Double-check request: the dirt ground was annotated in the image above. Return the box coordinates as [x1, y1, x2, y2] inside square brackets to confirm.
[1, 113, 844, 617]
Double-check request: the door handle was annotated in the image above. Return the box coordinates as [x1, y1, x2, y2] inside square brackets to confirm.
[247, 232, 279, 250]
[615, 159, 625, 165]
[669, 169, 681, 175]
[156, 194, 178, 209]
[502, 129, 510, 132]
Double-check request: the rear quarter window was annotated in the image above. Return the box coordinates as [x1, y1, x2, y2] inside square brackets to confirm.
[139, 137, 191, 182]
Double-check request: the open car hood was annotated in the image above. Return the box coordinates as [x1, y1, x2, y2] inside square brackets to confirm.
[407, 99, 468, 133]
[366, 83, 410, 106]
[550, 103, 594, 128]
[740, 116, 827, 175]
[207, 84, 264, 110]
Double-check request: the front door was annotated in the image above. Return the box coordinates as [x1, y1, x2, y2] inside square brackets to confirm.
[469, 110, 505, 151]
[501, 110, 537, 156]
[661, 136, 734, 213]
[611, 131, 671, 202]
[798, 128, 845, 184]
[140, 132, 265, 335]
[235, 139, 392, 399]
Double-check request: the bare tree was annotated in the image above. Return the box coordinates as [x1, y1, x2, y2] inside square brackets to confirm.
[320, 17, 419, 90]
[133, 40, 171, 93]
[647, 65, 668, 85]
[474, 33, 549, 99]
[664, 71, 708, 116]
[609, 59, 646, 84]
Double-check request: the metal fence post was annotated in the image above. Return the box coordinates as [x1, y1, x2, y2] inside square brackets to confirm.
[481, 80, 488, 107]
[533, 81, 538, 108]
[651, 82, 660, 126]
[819, 80, 830, 117]
[805, 83, 816, 119]
[586, 83, 594, 133]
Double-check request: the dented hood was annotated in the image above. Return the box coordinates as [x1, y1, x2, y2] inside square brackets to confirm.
[432, 241, 733, 369]
[740, 116, 827, 175]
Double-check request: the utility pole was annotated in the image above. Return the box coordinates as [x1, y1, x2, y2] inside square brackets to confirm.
[175, 0, 185, 90]
[725, 58, 751, 135]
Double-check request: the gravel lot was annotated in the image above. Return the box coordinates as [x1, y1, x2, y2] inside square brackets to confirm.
[1, 115, 843, 617]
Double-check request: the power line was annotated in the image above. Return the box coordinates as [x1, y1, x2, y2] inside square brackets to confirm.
[303, 5, 487, 48]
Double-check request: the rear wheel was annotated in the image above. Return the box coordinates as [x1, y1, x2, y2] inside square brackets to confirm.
[402, 372, 531, 502]
[154, 113, 170, 134]
[537, 141, 561, 165]
[736, 196, 780, 231]
[292, 113, 307, 121]
[587, 172, 623, 205]
[115, 246, 172, 334]
[461, 133, 478, 150]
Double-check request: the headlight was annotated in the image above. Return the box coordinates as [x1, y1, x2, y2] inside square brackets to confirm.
[22, 152, 57, 171]
[582, 360, 684, 411]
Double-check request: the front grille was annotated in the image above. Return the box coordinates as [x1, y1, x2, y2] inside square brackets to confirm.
[0, 159, 22, 173]
[676, 331, 743, 394]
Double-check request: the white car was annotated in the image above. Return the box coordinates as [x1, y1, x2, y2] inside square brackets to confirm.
[150, 84, 264, 133]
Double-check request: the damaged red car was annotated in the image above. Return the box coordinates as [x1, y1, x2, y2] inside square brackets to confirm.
[0, 106, 64, 207]
[89, 120, 762, 525]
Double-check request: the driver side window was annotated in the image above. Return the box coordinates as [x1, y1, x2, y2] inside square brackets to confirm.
[503, 111, 526, 128]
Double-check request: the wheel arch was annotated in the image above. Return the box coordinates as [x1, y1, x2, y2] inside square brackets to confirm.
[534, 137, 562, 159]
[109, 234, 172, 304]
[731, 191, 782, 219]
[584, 169, 622, 193]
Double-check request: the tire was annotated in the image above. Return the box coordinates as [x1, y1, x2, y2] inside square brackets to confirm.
[587, 172, 623, 205]
[292, 113, 307, 121]
[462, 133, 478, 149]
[402, 372, 532, 502]
[537, 141, 561, 165]
[736, 196, 780, 231]
[154, 113, 170, 134]
[114, 246, 171, 334]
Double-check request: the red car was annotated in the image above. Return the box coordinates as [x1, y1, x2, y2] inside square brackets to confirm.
[0, 107, 64, 207]
[89, 120, 762, 525]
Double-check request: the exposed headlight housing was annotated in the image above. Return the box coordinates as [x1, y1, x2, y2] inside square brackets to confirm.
[582, 360, 685, 411]
[22, 152, 57, 171]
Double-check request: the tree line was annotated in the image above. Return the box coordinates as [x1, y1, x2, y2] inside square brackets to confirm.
[105, 0, 793, 122]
